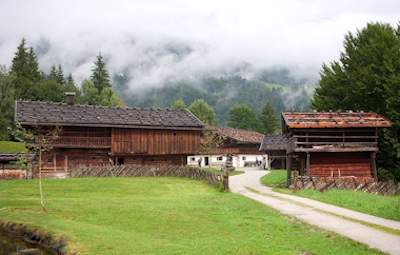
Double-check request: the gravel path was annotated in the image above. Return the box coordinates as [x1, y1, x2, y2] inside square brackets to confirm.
[230, 170, 400, 255]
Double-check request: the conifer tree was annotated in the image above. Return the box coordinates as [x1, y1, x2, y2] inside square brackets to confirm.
[259, 102, 279, 135]
[27, 47, 41, 82]
[48, 65, 58, 81]
[56, 64, 65, 85]
[91, 53, 111, 92]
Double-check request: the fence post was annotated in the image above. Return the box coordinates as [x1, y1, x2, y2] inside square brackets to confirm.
[223, 167, 229, 192]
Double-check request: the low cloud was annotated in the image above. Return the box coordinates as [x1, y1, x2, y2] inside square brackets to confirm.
[0, 0, 398, 92]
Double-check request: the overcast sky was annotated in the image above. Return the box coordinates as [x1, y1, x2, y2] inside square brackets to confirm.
[0, 0, 399, 89]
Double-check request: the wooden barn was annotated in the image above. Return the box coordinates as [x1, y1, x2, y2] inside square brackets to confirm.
[261, 111, 391, 181]
[188, 127, 265, 168]
[15, 98, 204, 177]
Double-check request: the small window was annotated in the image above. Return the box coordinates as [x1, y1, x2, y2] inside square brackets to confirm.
[242, 156, 246, 160]
[217, 156, 223, 161]
[190, 157, 196, 162]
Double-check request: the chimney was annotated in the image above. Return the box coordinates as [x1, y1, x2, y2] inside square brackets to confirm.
[65, 92, 76, 105]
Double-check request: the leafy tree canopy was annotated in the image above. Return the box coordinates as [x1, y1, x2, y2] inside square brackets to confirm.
[228, 103, 260, 132]
[188, 99, 217, 126]
[171, 98, 186, 110]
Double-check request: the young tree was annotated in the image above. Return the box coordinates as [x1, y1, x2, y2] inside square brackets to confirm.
[188, 99, 217, 126]
[14, 124, 61, 212]
[171, 98, 186, 110]
[259, 102, 279, 135]
[228, 103, 260, 131]
[91, 53, 111, 92]
[312, 22, 400, 181]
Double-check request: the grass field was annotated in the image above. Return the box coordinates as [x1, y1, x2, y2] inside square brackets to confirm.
[261, 170, 400, 221]
[0, 177, 381, 255]
[0, 141, 27, 153]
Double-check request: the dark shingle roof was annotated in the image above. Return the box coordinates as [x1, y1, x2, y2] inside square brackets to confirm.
[282, 112, 391, 129]
[259, 134, 289, 151]
[16, 101, 204, 130]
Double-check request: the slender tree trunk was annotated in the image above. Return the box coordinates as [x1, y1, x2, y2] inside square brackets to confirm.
[38, 149, 46, 212]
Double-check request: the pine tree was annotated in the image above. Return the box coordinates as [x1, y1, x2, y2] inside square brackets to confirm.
[0, 68, 15, 140]
[11, 38, 29, 98]
[48, 65, 58, 81]
[91, 53, 111, 92]
[259, 103, 279, 135]
[56, 64, 65, 85]
[27, 47, 41, 82]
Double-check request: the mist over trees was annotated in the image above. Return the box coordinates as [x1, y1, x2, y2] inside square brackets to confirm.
[0, 39, 123, 140]
[312, 22, 400, 181]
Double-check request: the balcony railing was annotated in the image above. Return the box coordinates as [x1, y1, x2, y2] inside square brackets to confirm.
[288, 134, 378, 153]
[47, 136, 111, 148]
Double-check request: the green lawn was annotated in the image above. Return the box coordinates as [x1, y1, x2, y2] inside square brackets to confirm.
[0, 141, 27, 153]
[261, 170, 400, 221]
[261, 169, 287, 187]
[0, 177, 381, 255]
[204, 167, 244, 176]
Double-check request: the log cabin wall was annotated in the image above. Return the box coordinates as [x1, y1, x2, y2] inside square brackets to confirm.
[309, 152, 373, 178]
[111, 128, 201, 156]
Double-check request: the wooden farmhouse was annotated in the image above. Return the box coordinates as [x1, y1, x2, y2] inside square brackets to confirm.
[188, 127, 265, 168]
[260, 111, 391, 181]
[15, 97, 204, 177]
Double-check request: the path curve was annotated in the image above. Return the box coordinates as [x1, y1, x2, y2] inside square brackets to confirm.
[230, 170, 400, 255]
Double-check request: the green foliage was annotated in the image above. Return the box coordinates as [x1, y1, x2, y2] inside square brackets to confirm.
[259, 102, 280, 134]
[0, 141, 27, 153]
[91, 53, 111, 92]
[0, 69, 15, 140]
[260, 170, 287, 187]
[79, 79, 123, 107]
[188, 99, 217, 125]
[29, 79, 65, 102]
[0, 177, 380, 254]
[312, 22, 400, 181]
[228, 103, 260, 131]
[171, 98, 186, 110]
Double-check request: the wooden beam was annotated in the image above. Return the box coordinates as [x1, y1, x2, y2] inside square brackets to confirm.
[286, 154, 292, 187]
[371, 152, 377, 181]
[306, 152, 310, 175]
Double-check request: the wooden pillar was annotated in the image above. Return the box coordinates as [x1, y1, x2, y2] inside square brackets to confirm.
[306, 152, 310, 176]
[53, 153, 57, 172]
[64, 155, 68, 173]
[286, 154, 292, 187]
[371, 152, 377, 181]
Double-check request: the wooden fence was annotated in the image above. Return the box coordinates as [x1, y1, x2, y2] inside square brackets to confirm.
[291, 176, 400, 196]
[70, 165, 228, 191]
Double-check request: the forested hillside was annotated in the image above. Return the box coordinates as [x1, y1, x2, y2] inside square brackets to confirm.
[115, 69, 312, 126]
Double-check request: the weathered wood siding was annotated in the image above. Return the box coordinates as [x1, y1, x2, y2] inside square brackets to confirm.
[112, 128, 201, 155]
[310, 152, 372, 177]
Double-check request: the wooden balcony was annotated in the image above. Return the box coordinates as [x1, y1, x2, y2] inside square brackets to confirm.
[288, 134, 378, 153]
[47, 136, 111, 149]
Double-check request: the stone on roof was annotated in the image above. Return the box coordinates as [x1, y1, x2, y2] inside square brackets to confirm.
[282, 111, 391, 129]
[15, 101, 204, 130]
